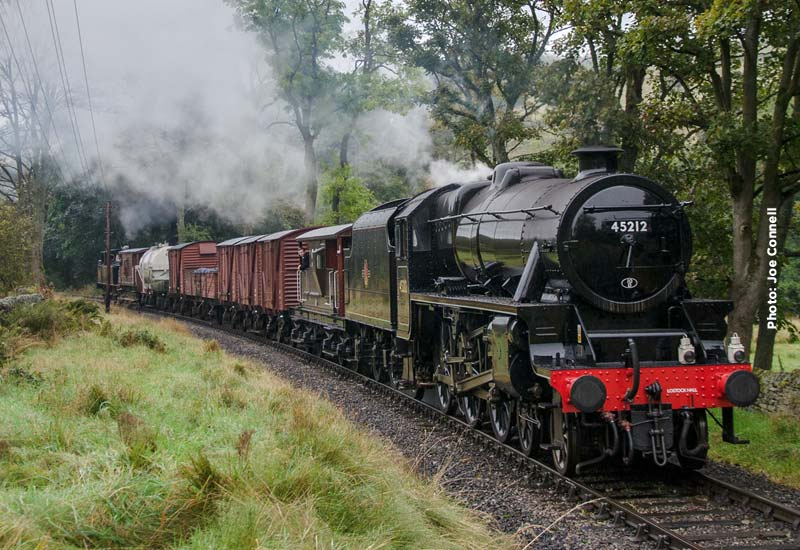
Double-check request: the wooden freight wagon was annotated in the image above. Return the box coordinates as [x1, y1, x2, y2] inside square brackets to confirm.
[231, 235, 266, 307]
[256, 228, 314, 313]
[118, 247, 149, 293]
[167, 241, 218, 298]
[216, 237, 248, 305]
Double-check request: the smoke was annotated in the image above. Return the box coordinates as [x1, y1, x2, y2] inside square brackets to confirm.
[20, 0, 486, 237]
[426, 159, 492, 187]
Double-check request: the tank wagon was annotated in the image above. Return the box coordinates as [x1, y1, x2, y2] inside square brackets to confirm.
[111, 146, 758, 476]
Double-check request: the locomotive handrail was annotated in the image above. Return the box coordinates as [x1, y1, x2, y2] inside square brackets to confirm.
[582, 200, 693, 213]
[428, 205, 560, 224]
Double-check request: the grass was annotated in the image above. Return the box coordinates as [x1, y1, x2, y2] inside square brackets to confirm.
[0, 308, 510, 549]
[708, 408, 800, 488]
[753, 319, 800, 371]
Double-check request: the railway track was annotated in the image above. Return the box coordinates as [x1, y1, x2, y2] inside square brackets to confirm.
[103, 297, 800, 549]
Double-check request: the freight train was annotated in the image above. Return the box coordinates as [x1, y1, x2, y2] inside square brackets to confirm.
[100, 146, 759, 475]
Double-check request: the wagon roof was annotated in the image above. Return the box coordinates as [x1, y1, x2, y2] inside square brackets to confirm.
[295, 223, 352, 241]
[119, 247, 150, 254]
[216, 236, 249, 247]
[167, 241, 215, 251]
[235, 234, 267, 246]
[257, 227, 318, 242]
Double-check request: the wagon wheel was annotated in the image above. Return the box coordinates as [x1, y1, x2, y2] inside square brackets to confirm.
[460, 394, 484, 428]
[489, 399, 514, 443]
[517, 403, 544, 457]
[550, 403, 579, 476]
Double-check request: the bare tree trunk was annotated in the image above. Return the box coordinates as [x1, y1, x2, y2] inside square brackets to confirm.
[176, 204, 186, 243]
[620, 65, 645, 172]
[753, 195, 795, 370]
[339, 130, 351, 168]
[303, 136, 318, 223]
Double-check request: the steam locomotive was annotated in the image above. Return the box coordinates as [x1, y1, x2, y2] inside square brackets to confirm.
[104, 146, 759, 475]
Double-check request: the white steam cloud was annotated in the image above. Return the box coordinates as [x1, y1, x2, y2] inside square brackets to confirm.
[22, 1, 486, 236]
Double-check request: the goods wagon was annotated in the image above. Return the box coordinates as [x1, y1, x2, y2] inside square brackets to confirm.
[232, 235, 266, 308]
[217, 237, 248, 306]
[167, 241, 217, 312]
[118, 247, 149, 292]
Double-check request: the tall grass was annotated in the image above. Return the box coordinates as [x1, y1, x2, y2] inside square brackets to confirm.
[709, 408, 800, 488]
[0, 310, 509, 549]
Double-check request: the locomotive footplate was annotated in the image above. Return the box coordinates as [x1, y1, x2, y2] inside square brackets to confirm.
[630, 404, 673, 466]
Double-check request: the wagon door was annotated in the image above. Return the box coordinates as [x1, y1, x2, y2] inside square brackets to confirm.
[395, 219, 411, 339]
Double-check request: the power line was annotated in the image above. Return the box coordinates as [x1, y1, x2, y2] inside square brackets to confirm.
[0, 4, 74, 184]
[43, 0, 90, 177]
[71, 0, 107, 189]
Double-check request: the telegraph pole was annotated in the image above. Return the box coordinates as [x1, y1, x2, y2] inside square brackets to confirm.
[104, 200, 111, 313]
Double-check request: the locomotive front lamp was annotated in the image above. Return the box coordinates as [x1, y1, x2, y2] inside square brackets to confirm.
[727, 333, 747, 363]
[677, 335, 696, 364]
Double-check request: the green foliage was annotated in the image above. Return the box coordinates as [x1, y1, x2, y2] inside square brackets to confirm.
[0, 298, 99, 342]
[181, 223, 212, 242]
[317, 164, 377, 224]
[43, 182, 124, 289]
[0, 204, 33, 294]
[0, 313, 509, 548]
[387, 0, 557, 166]
[252, 199, 307, 235]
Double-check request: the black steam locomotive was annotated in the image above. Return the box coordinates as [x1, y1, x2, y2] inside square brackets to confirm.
[331, 145, 757, 475]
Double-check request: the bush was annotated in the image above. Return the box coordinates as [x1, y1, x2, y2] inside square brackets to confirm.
[0, 299, 101, 365]
[116, 328, 167, 353]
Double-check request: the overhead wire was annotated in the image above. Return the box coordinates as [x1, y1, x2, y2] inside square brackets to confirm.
[43, 0, 90, 177]
[0, 3, 74, 184]
[71, 0, 107, 189]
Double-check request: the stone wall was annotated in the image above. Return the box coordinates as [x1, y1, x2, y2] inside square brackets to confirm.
[752, 369, 800, 415]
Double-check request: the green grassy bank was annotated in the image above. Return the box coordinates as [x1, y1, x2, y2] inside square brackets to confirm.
[0, 303, 509, 548]
[709, 408, 800, 488]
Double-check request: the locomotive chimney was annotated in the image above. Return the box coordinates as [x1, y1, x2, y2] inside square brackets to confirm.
[572, 145, 623, 180]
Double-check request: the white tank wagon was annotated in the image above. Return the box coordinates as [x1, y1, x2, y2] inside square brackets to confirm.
[136, 244, 170, 297]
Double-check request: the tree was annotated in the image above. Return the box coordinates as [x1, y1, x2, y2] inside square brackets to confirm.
[628, 0, 800, 369]
[317, 164, 376, 224]
[541, 0, 652, 171]
[387, 0, 558, 166]
[336, 0, 420, 167]
[227, 0, 346, 222]
[0, 203, 32, 293]
[0, 36, 61, 284]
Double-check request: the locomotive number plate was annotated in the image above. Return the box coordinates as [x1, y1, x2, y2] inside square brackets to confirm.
[607, 219, 650, 233]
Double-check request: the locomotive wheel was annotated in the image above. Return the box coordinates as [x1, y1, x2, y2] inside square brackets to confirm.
[388, 353, 403, 389]
[489, 399, 514, 443]
[517, 403, 543, 457]
[460, 394, 483, 428]
[435, 364, 456, 414]
[370, 347, 384, 382]
[550, 406, 579, 476]
[677, 410, 709, 471]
